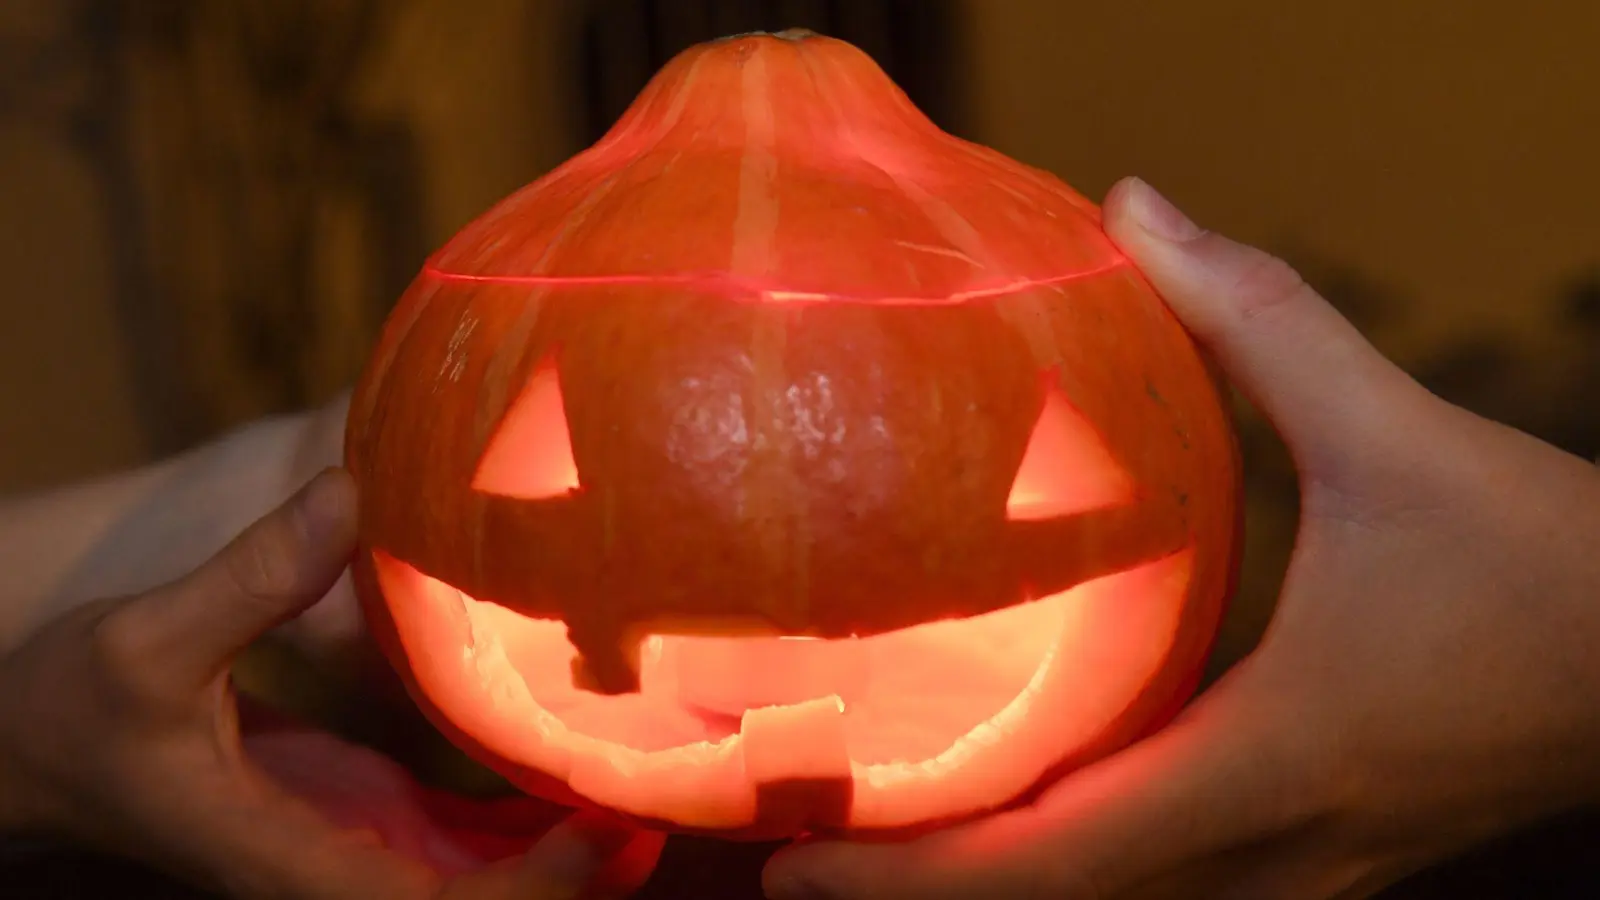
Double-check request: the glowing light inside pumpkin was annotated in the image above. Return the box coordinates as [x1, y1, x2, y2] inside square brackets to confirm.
[428, 353, 1187, 829]
[667, 633, 871, 717]
[373, 547, 1194, 831]
[1006, 383, 1137, 520]
[472, 357, 580, 500]
[344, 30, 1245, 837]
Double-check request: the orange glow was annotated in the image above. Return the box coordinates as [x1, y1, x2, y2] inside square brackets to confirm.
[1006, 384, 1136, 520]
[345, 32, 1244, 838]
[472, 357, 580, 499]
[372, 547, 1194, 832]
[668, 634, 871, 717]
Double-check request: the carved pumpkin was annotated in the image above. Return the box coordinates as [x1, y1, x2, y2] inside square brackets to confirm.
[345, 30, 1242, 840]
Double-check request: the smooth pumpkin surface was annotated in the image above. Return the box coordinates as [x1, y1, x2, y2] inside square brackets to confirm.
[346, 30, 1241, 839]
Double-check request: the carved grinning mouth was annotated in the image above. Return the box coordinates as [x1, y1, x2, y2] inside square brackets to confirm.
[373, 544, 1193, 832]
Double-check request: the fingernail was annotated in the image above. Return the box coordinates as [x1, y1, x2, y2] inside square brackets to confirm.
[1127, 177, 1204, 242]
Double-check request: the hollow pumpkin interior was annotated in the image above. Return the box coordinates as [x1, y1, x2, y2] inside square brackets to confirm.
[371, 544, 1193, 834]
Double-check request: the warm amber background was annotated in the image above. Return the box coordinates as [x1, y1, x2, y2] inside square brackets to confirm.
[2, 1, 1597, 897]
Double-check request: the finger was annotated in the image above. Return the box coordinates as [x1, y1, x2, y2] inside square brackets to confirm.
[1103, 177, 1424, 471]
[437, 810, 666, 900]
[765, 677, 1317, 900]
[158, 772, 662, 900]
[243, 723, 569, 875]
[130, 468, 358, 690]
[1118, 835, 1375, 900]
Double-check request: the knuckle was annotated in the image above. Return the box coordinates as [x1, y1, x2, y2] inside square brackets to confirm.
[1226, 251, 1311, 326]
[88, 607, 147, 675]
[222, 523, 304, 607]
[86, 606, 167, 705]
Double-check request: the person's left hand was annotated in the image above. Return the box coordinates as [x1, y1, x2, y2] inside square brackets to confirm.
[0, 468, 664, 898]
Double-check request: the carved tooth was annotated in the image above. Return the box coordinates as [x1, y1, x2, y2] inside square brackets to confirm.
[740, 695, 850, 781]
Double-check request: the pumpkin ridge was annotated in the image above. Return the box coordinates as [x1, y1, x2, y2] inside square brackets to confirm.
[801, 49, 1003, 277]
[729, 44, 781, 280]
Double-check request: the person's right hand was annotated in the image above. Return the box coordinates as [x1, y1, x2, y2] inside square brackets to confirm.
[764, 177, 1600, 900]
[0, 469, 664, 899]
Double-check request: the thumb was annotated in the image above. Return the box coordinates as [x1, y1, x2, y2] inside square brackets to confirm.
[134, 468, 358, 690]
[763, 684, 1295, 900]
[1103, 177, 1423, 471]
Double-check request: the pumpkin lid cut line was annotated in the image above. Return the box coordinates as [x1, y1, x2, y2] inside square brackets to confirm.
[419, 256, 1132, 306]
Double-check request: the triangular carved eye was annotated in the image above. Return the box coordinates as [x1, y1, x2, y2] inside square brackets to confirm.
[1005, 384, 1134, 521]
[473, 356, 581, 499]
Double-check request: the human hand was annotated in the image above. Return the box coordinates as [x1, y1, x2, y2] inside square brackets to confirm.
[762, 177, 1600, 900]
[0, 469, 664, 898]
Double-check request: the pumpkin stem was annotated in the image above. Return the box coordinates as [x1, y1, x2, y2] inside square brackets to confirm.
[713, 27, 819, 43]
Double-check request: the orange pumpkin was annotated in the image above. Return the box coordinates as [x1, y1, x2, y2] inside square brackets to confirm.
[345, 30, 1241, 840]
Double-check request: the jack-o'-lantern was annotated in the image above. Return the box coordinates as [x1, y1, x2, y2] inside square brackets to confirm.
[345, 30, 1241, 840]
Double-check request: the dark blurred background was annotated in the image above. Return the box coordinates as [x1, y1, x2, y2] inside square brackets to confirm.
[2, 0, 1597, 897]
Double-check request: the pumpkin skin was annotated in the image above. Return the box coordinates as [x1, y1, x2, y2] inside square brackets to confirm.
[345, 30, 1242, 840]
